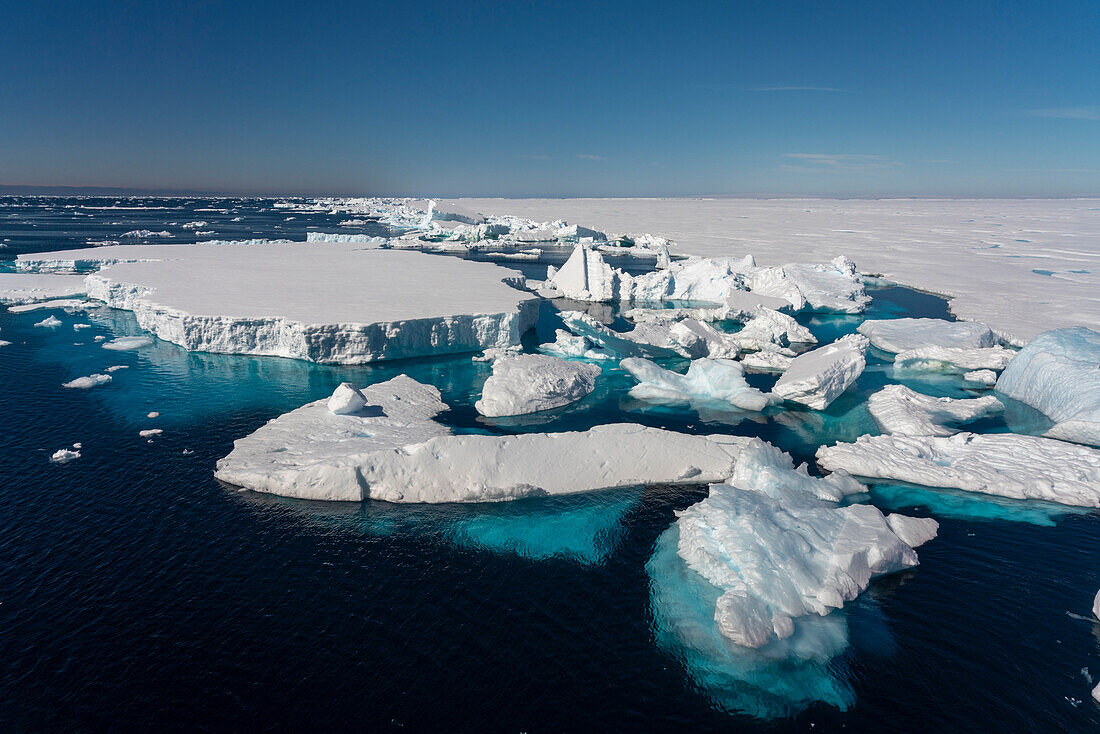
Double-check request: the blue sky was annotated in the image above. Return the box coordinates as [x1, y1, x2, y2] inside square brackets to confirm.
[2, 0, 1098, 196]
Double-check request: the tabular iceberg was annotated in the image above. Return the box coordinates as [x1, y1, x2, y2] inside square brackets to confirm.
[867, 385, 1003, 436]
[858, 318, 996, 354]
[817, 432, 1100, 507]
[216, 375, 750, 502]
[621, 357, 772, 411]
[475, 354, 601, 417]
[0, 273, 87, 304]
[771, 334, 869, 410]
[995, 327, 1100, 447]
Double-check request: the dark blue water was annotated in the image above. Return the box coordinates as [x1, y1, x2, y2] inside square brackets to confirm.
[2, 198, 1099, 731]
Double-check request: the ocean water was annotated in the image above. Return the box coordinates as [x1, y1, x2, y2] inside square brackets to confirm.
[1, 198, 1099, 731]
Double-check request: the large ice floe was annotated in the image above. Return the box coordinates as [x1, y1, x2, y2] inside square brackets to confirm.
[475, 354, 601, 417]
[14, 242, 538, 363]
[995, 327, 1100, 447]
[215, 376, 750, 502]
[857, 317, 996, 354]
[867, 385, 1003, 436]
[620, 357, 772, 411]
[817, 433, 1100, 507]
[0, 273, 87, 304]
[770, 334, 869, 410]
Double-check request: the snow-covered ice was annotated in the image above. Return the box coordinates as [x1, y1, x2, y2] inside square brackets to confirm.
[7, 298, 88, 313]
[475, 354, 601, 417]
[746, 257, 870, 314]
[995, 327, 1100, 447]
[102, 336, 153, 351]
[34, 316, 62, 328]
[215, 375, 749, 502]
[771, 335, 869, 410]
[672, 440, 935, 648]
[867, 385, 1002, 436]
[892, 345, 1016, 373]
[50, 448, 81, 464]
[621, 357, 772, 411]
[18, 242, 538, 364]
[857, 318, 996, 354]
[817, 432, 1100, 507]
[62, 373, 113, 389]
[963, 369, 998, 386]
[327, 382, 367, 415]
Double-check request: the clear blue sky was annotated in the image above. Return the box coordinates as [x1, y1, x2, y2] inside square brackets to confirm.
[2, 0, 1098, 196]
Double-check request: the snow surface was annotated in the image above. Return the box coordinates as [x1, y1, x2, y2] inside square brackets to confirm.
[451, 198, 1100, 343]
[673, 440, 935, 648]
[215, 376, 749, 502]
[621, 357, 772, 411]
[857, 318, 996, 354]
[995, 327, 1100, 447]
[771, 335, 869, 410]
[867, 385, 1002, 436]
[475, 354, 601, 417]
[18, 242, 538, 364]
[817, 432, 1100, 507]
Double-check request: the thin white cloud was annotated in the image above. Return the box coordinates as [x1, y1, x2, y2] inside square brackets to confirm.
[576, 153, 607, 161]
[1022, 106, 1100, 120]
[522, 154, 551, 160]
[780, 153, 900, 173]
[750, 86, 847, 93]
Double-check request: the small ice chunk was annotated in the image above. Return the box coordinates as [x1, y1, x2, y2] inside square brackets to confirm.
[34, 316, 62, 328]
[475, 354, 601, 417]
[104, 365, 128, 372]
[102, 336, 153, 350]
[50, 448, 81, 464]
[732, 307, 817, 355]
[741, 350, 794, 374]
[94, 336, 106, 342]
[327, 382, 368, 415]
[621, 357, 772, 411]
[858, 318, 995, 354]
[771, 335, 868, 410]
[139, 429, 163, 438]
[73, 323, 91, 330]
[62, 373, 112, 389]
[963, 369, 998, 386]
[885, 514, 940, 548]
[1093, 589, 1100, 620]
[867, 385, 1003, 436]
[147, 411, 160, 418]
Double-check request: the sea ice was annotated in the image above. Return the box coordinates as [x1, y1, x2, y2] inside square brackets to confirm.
[621, 357, 772, 411]
[327, 382, 367, 414]
[102, 336, 153, 350]
[50, 448, 81, 464]
[7, 298, 89, 313]
[673, 440, 935, 648]
[963, 369, 998, 386]
[858, 318, 996, 354]
[62, 374, 112, 389]
[771, 335, 869, 410]
[892, 345, 1016, 373]
[139, 429, 163, 438]
[747, 257, 870, 314]
[817, 432, 1100, 507]
[538, 329, 614, 361]
[995, 327, 1100, 447]
[475, 354, 601, 417]
[867, 385, 1003, 436]
[34, 316, 62, 328]
[741, 350, 794, 374]
[215, 375, 749, 502]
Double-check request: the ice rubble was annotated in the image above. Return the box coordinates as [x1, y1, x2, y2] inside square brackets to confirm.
[672, 440, 936, 649]
[771, 334, 869, 410]
[475, 354, 601, 417]
[995, 327, 1100, 447]
[215, 376, 750, 502]
[621, 358, 772, 411]
[62, 373, 112, 389]
[0, 273, 87, 304]
[538, 329, 614, 361]
[817, 433, 1100, 507]
[867, 385, 1003, 436]
[857, 318, 996, 354]
[17, 242, 538, 364]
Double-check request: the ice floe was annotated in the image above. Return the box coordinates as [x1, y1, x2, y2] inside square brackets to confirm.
[817, 432, 1100, 507]
[621, 357, 772, 411]
[867, 385, 1003, 436]
[771, 334, 869, 410]
[34, 316, 62, 328]
[858, 318, 996, 354]
[746, 257, 870, 314]
[102, 336, 153, 350]
[50, 447, 81, 464]
[215, 375, 749, 502]
[62, 373, 112, 389]
[0, 273, 87, 304]
[995, 327, 1100, 447]
[963, 369, 998, 386]
[475, 354, 601, 417]
[892, 345, 1016, 373]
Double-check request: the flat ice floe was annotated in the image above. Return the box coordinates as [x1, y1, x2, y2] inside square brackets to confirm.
[216, 376, 749, 502]
[771, 334, 868, 410]
[17, 242, 538, 364]
[817, 432, 1100, 507]
[475, 354, 601, 417]
[671, 440, 935, 648]
[62, 373, 113, 389]
[621, 357, 772, 411]
[867, 385, 1002, 436]
[857, 318, 996, 354]
[0, 273, 87, 304]
[995, 327, 1100, 447]
[892, 345, 1016, 373]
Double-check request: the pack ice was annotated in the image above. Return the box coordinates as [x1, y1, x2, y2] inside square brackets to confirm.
[215, 376, 750, 502]
[16, 242, 538, 364]
[475, 354, 601, 417]
[817, 433, 1100, 507]
[995, 327, 1100, 447]
[671, 440, 936, 649]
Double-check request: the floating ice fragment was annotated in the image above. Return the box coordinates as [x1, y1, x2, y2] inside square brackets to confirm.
[62, 373, 112, 389]
[102, 336, 153, 350]
[621, 357, 772, 411]
[475, 354, 600, 417]
[771, 334, 868, 410]
[867, 385, 1003, 436]
[963, 369, 998, 386]
[34, 316, 62, 328]
[139, 429, 163, 438]
[50, 448, 81, 464]
[327, 382, 368, 415]
[858, 318, 995, 354]
[147, 411, 160, 418]
[893, 345, 1015, 372]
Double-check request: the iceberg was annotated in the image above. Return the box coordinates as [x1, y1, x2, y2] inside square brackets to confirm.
[20, 242, 539, 364]
[741, 350, 793, 374]
[672, 440, 935, 648]
[215, 375, 750, 502]
[34, 315, 63, 328]
[475, 354, 601, 417]
[995, 327, 1100, 447]
[730, 307, 817, 356]
[538, 329, 614, 361]
[50, 447, 81, 464]
[62, 373, 113, 389]
[771, 334, 869, 410]
[817, 432, 1100, 507]
[621, 357, 772, 411]
[867, 385, 1003, 436]
[858, 318, 996, 354]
